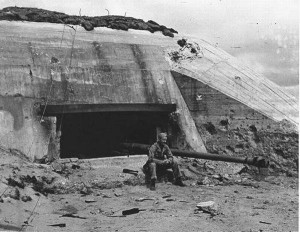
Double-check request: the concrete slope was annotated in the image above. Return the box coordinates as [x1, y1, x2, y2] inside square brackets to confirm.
[168, 38, 298, 126]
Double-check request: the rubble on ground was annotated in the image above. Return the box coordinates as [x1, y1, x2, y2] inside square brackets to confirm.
[0, 140, 297, 203]
[0, 145, 298, 231]
[0, 6, 178, 37]
[198, 120, 298, 177]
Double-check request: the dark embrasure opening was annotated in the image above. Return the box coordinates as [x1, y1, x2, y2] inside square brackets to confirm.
[58, 111, 170, 159]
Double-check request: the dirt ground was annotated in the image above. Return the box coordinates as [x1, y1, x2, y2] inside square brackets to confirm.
[0, 148, 298, 232]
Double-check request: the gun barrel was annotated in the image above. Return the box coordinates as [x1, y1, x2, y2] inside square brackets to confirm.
[120, 143, 269, 168]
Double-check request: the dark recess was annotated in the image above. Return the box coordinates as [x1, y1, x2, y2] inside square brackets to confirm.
[59, 111, 170, 159]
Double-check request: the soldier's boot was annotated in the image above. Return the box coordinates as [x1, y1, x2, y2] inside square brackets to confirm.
[150, 178, 156, 191]
[174, 177, 186, 187]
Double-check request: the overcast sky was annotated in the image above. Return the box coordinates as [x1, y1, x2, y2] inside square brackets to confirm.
[0, 0, 298, 95]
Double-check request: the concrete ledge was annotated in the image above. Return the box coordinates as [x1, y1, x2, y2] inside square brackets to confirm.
[59, 155, 148, 169]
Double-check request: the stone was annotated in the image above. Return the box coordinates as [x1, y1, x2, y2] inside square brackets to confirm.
[9, 188, 20, 200]
[181, 169, 194, 180]
[85, 199, 96, 203]
[196, 201, 219, 216]
[197, 176, 211, 185]
[21, 195, 32, 202]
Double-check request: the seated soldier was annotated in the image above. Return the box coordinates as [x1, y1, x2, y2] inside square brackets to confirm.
[147, 133, 185, 190]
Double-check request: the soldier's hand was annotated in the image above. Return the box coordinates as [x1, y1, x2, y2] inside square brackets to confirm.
[163, 159, 171, 165]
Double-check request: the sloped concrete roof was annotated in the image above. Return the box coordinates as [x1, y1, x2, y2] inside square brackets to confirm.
[167, 39, 298, 126]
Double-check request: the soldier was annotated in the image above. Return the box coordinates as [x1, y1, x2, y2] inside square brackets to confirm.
[146, 133, 185, 190]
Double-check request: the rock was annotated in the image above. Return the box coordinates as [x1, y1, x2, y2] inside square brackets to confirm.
[196, 201, 219, 217]
[212, 174, 223, 181]
[71, 164, 80, 169]
[85, 199, 96, 203]
[80, 186, 89, 195]
[41, 176, 55, 184]
[240, 180, 259, 188]
[9, 188, 20, 200]
[181, 169, 194, 180]
[187, 165, 202, 175]
[48, 223, 66, 227]
[223, 174, 230, 180]
[102, 194, 111, 198]
[177, 38, 187, 47]
[21, 195, 32, 202]
[114, 190, 123, 197]
[6, 177, 25, 188]
[51, 162, 64, 173]
[237, 166, 249, 174]
[197, 176, 211, 185]
[135, 197, 154, 202]
[50, 56, 59, 64]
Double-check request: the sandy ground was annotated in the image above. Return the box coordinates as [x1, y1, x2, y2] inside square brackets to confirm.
[0, 152, 298, 232]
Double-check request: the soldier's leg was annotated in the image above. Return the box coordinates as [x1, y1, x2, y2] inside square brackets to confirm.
[143, 162, 151, 187]
[148, 159, 166, 190]
[167, 158, 185, 186]
[149, 162, 157, 180]
[169, 158, 182, 180]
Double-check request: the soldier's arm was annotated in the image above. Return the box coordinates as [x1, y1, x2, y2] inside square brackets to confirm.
[148, 145, 156, 162]
[165, 145, 174, 160]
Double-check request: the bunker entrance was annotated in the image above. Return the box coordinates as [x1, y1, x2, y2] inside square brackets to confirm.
[41, 104, 176, 159]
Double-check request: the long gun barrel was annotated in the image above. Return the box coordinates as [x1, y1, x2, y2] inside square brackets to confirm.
[120, 143, 269, 168]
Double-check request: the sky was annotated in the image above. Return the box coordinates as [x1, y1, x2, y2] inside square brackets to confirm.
[0, 0, 299, 97]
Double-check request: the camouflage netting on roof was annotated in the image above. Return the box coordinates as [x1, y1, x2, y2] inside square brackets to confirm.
[0, 6, 178, 37]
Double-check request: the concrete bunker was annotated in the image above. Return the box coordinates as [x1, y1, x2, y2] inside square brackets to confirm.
[41, 103, 176, 159]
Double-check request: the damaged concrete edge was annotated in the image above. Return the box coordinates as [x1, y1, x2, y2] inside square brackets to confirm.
[163, 49, 207, 153]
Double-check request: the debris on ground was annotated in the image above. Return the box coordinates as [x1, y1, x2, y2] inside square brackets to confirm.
[122, 168, 138, 176]
[84, 199, 96, 203]
[0, 142, 298, 231]
[259, 221, 272, 225]
[48, 223, 66, 227]
[122, 208, 146, 216]
[135, 197, 155, 202]
[196, 201, 220, 217]
[60, 214, 87, 219]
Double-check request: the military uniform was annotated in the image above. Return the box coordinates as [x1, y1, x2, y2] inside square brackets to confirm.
[148, 142, 182, 181]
